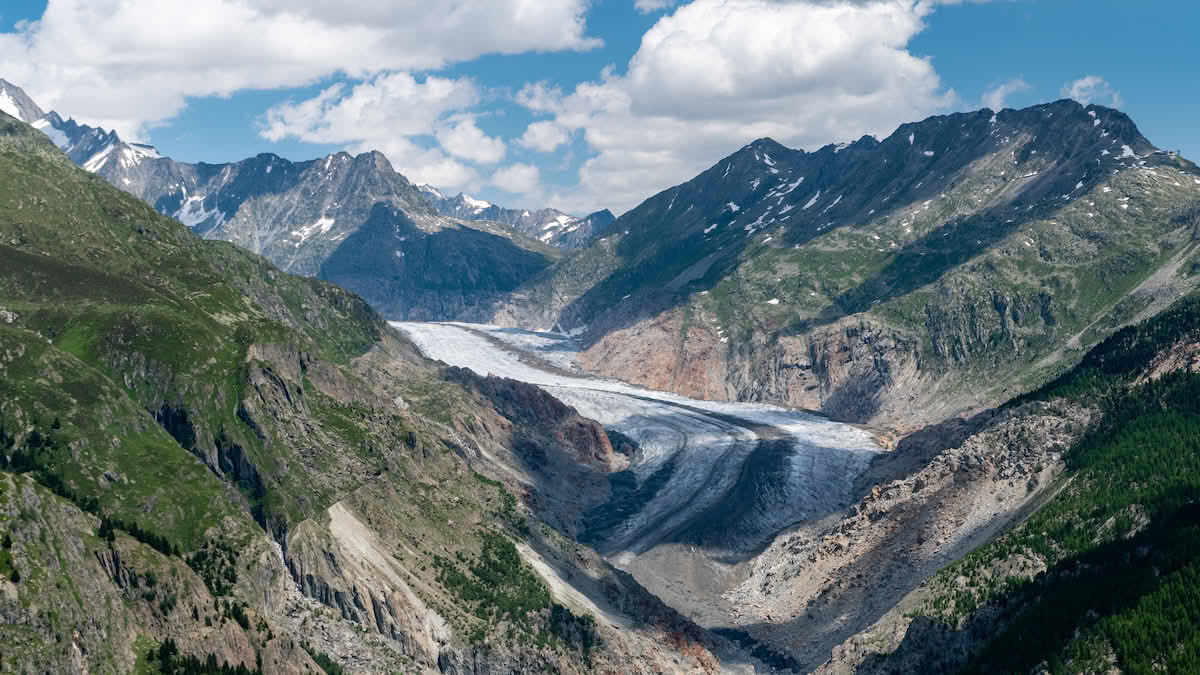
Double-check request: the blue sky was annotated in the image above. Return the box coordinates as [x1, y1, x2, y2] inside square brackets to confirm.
[2, 1, 1197, 214]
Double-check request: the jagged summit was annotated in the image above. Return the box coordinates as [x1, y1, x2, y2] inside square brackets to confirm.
[1, 77, 558, 322]
[0, 78, 46, 123]
[418, 184, 613, 248]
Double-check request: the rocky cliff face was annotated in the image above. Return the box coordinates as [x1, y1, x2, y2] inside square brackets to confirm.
[317, 202, 557, 320]
[723, 399, 1094, 672]
[496, 100, 1200, 428]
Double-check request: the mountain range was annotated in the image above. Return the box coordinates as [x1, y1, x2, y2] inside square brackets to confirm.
[417, 184, 615, 248]
[0, 79, 598, 321]
[4, 72, 1200, 675]
[491, 99, 1200, 430]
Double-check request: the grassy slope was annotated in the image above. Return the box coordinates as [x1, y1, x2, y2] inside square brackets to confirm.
[0, 113, 662, 672]
[0, 109, 395, 668]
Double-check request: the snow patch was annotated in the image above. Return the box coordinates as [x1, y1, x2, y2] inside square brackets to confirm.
[118, 143, 161, 169]
[766, 298, 780, 305]
[31, 118, 69, 148]
[923, 150, 935, 157]
[175, 194, 224, 229]
[1120, 145, 1136, 159]
[820, 194, 843, 214]
[420, 184, 445, 200]
[908, 132, 914, 145]
[778, 176, 805, 196]
[291, 216, 336, 244]
[462, 194, 491, 211]
[802, 191, 822, 210]
[0, 91, 20, 120]
[727, 202, 740, 213]
[82, 143, 116, 173]
[703, 223, 719, 234]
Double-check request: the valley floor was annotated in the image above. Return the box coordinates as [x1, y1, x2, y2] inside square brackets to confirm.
[393, 322, 882, 651]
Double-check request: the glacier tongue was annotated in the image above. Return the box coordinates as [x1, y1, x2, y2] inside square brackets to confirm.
[392, 320, 881, 617]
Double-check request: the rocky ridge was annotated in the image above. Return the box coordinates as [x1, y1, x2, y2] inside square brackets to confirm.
[2, 78, 561, 322]
[418, 184, 615, 248]
[493, 101, 1200, 430]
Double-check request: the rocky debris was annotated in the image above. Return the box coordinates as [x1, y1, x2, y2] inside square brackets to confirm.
[442, 366, 620, 472]
[1138, 337, 1200, 382]
[724, 399, 1096, 672]
[285, 504, 450, 668]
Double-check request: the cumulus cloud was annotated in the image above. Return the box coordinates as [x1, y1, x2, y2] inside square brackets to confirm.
[980, 77, 1031, 111]
[635, 0, 679, 12]
[518, 121, 571, 153]
[1061, 75, 1123, 108]
[435, 116, 506, 165]
[492, 163, 543, 194]
[521, 0, 955, 214]
[260, 72, 487, 190]
[0, 0, 599, 139]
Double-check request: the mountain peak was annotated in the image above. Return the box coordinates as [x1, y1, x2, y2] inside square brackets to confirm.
[458, 193, 492, 211]
[0, 78, 47, 123]
[745, 137, 786, 151]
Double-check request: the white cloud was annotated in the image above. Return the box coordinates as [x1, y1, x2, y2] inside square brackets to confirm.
[1061, 75, 1123, 109]
[0, 0, 599, 139]
[435, 116, 506, 165]
[635, 0, 679, 12]
[521, 0, 955, 214]
[980, 77, 1031, 111]
[492, 163, 542, 194]
[259, 72, 485, 190]
[518, 121, 570, 152]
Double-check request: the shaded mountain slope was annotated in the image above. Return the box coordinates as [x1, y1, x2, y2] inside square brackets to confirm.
[495, 100, 1200, 428]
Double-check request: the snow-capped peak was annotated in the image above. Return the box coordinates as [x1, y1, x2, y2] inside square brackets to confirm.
[417, 184, 445, 200]
[0, 78, 46, 123]
[461, 194, 491, 211]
